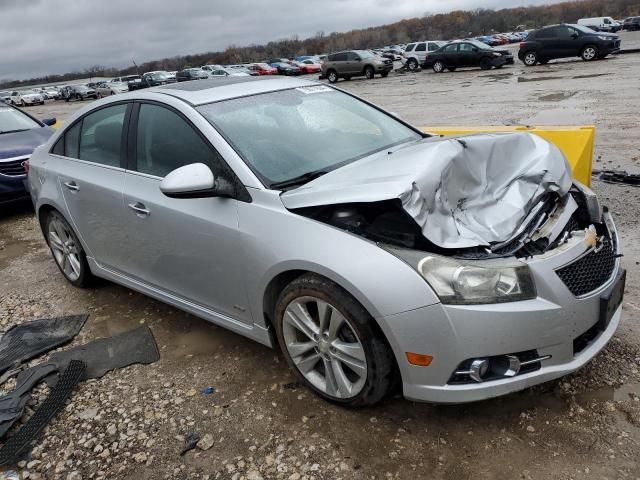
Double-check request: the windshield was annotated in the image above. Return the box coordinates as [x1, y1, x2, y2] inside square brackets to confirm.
[469, 40, 492, 50]
[151, 72, 168, 80]
[197, 87, 422, 188]
[572, 24, 596, 33]
[358, 50, 375, 59]
[22, 90, 37, 95]
[0, 106, 41, 133]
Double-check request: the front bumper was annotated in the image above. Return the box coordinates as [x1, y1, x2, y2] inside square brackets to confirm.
[381, 213, 623, 403]
[374, 64, 394, 73]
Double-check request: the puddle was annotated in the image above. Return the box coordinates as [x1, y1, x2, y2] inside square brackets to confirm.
[518, 76, 562, 83]
[577, 382, 640, 403]
[572, 73, 613, 80]
[538, 91, 578, 102]
[482, 73, 513, 81]
[0, 238, 42, 270]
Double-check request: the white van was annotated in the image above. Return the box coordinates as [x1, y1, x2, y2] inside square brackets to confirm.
[577, 17, 622, 32]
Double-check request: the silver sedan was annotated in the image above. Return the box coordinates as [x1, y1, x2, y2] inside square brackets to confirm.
[28, 77, 624, 406]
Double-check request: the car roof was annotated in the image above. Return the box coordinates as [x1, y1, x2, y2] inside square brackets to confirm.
[151, 76, 320, 106]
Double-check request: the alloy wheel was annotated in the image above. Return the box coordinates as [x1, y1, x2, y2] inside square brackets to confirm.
[48, 217, 82, 282]
[433, 61, 444, 73]
[282, 296, 367, 399]
[407, 59, 418, 71]
[582, 47, 597, 61]
[524, 52, 537, 66]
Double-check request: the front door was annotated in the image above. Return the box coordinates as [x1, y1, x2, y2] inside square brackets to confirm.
[122, 102, 252, 323]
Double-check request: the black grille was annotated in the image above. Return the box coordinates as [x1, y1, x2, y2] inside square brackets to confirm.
[556, 236, 616, 296]
[0, 158, 27, 177]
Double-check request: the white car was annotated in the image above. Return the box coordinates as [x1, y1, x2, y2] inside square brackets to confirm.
[40, 88, 60, 100]
[95, 82, 129, 97]
[577, 17, 622, 32]
[403, 41, 446, 70]
[208, 67, 250, 77]
[10, 90, 45, 107]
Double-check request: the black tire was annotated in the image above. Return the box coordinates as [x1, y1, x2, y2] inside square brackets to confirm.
[523, 51, 538, 66]
[45, 211, 93, 288]
[380, 71, 389, 78]
[274, 273, 395, 407]
[581, 45, 598, 61]
[327, 69, 338, 83]
[480, 58, 492, 70]
[406, 58, 419, 71]
[364, 66, 375, 79]
[432, 60, 445, 73]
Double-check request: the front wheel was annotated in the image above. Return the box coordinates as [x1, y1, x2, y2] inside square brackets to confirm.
[581, 45, 598, 61]
[432, 60, 445, 73]
[45, 211, 93, 288]
[380, 71, 389, 78]
[274, 274, 395, 407]
[327, 70, 338, 83]
[364, 66, 375, 79]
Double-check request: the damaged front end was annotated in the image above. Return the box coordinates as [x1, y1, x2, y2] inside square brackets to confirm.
[282, 133, 615, 304]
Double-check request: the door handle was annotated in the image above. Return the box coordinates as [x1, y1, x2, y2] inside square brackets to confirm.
[63, 181, 79, 192]
[128, 202, 150, 216]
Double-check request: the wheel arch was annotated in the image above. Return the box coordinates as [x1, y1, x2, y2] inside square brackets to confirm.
[261, 268, 401, 382]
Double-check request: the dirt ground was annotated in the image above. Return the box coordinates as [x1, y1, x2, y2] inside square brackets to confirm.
[2, 31, 640, 480]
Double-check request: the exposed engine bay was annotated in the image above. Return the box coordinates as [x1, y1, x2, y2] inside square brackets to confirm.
[293, 181, 607, 260]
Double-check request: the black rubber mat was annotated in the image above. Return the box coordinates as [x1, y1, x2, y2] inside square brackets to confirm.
[46, 327, 159, 383]
[0, 364, 58, 438]
[0, 360, 85, 466]
[0, 315, 88, 374]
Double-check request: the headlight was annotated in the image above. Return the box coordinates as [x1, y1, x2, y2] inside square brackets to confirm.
[383, 247, 536, 305]
[597, 35, 611, 41]
[373, 59, 383, 65]
[493, 52, 502, 57]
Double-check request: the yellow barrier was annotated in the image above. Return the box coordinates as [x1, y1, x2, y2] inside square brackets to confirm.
[421, 126, 595, 187]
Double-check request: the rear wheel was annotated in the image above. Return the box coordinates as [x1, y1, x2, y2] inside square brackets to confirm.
[364, 66, 375, 79]
[274, 274, 395, 407]
[523, 51, 538, 66]
[406, 58, 418, 71]
[327, 69, 338, 83]
[432, 60, 445, 73]
[45, 211, 93, 288]
[581, 45, 598, 61]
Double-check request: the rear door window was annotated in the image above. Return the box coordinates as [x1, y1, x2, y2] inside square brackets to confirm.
[346, 52, 360, 61]
[458, 43, 474, 52]
[405, 44, 416, 52]
[536, 28, 553, 38]
[63, 122, 81, 158]
[78, 104, 127, 167]
[415, 43, 426, 52]
[443, 44, 458, 52]
[332, 52, 348, 61]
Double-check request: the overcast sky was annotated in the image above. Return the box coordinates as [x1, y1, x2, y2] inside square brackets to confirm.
[1, 0, 563, 80]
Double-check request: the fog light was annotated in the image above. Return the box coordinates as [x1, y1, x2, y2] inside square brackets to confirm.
[469, 359, 489, 382]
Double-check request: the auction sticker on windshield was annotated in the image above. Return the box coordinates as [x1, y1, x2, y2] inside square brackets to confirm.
[296, 85, 333, 94]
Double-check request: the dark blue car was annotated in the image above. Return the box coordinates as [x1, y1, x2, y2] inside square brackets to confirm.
[0, 104, 56, 205]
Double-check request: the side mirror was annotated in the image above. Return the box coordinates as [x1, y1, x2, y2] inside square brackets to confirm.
[160, 163, 234, 199]
[42, 118, 57, 126]
[354, 56, 361, 61]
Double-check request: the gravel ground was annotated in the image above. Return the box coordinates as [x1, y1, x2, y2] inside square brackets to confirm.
[2, 32, 640, 479]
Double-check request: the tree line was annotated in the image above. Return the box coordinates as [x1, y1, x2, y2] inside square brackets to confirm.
[2, 0, 638, 89]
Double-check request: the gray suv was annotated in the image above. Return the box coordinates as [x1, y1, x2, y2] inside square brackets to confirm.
[321, 50, 393, 83]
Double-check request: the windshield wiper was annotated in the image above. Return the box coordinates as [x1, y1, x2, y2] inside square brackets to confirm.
[0, 129, 29, 135]
[271, 170, 329, 190]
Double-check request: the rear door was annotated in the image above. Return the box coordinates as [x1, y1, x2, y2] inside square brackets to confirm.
[344, 52, 361, 74]
[441, 44, 459, 66]
[122, 101, 251, 323]
[554, 25, 580, 57]
[54, 102, 131, 272]
[414, 42, 427, 63]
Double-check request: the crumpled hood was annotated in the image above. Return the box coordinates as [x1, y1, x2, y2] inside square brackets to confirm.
[281, 133, 573, 249]
[0, 127, 53, 160]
